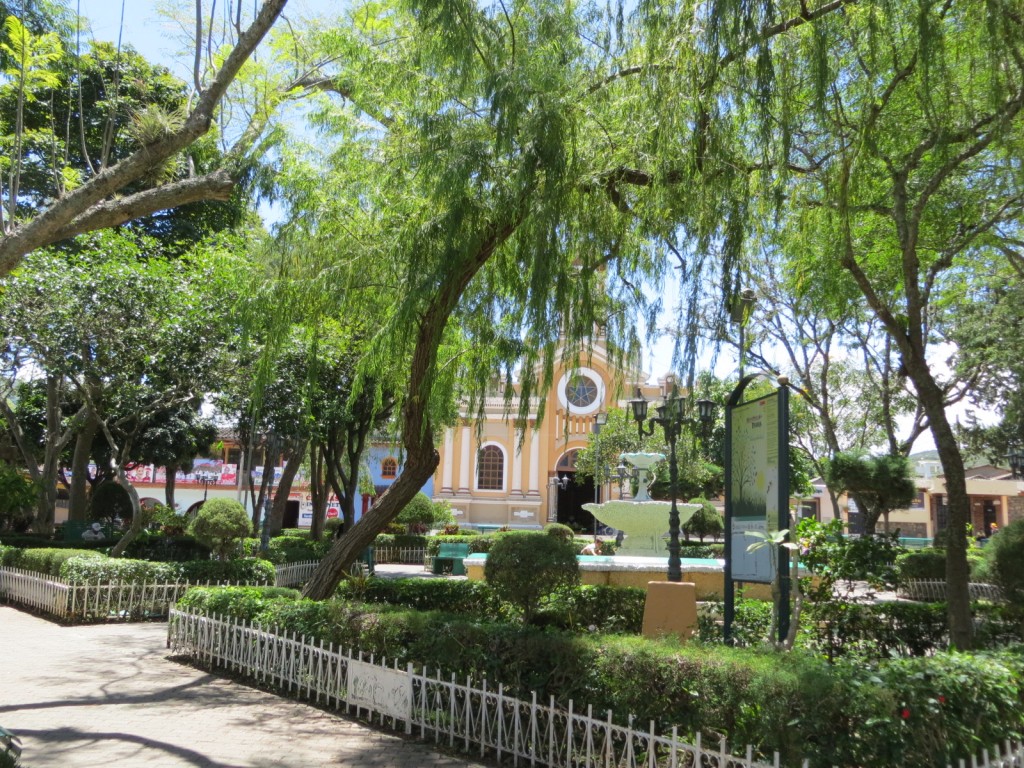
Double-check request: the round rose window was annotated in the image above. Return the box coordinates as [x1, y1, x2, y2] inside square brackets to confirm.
[564, 374, 599, 408]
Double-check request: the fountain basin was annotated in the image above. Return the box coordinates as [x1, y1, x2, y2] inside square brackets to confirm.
[461, 553, 768, 599]
[582, 500, 702, 557]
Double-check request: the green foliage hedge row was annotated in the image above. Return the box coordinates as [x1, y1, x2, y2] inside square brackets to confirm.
[0, 547, 105, 576]
[1, 533, 110, 550]
[373, 533, 429, 549]
[59, 556, 275, 585]
[242, 535, 332, 564]
[1, 547, 275, 584]
[334, 578, 647, 634]
[175, 587, 1024, 767]
[896, 548, 987, 582]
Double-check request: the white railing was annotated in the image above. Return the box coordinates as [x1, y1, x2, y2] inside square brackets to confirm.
[274, 560, 319, 587]
[373, 546, 427, 565]
[166, 608, 782, 768]
[0, 567, 252, 622]
[900, 579, 1003, 602]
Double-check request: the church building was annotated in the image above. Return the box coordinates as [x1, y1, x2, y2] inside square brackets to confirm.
[430, 336, 670, 532]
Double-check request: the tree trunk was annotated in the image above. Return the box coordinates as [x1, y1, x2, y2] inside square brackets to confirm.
[910, 371, 973, 648]
[268, 439, 306, 535]
[165, 462, 178, 510]
[309, 441, 327, 541]
[302, 435, 438, 599]
[67, 416, 98, 522]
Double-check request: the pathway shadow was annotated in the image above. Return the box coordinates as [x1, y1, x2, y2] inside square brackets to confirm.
[14, 726, 239, 767]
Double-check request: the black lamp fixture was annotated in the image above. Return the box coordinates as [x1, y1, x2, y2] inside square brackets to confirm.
[628, 382, 716, 582]
[195, 470, 219, 502]
[1008, 448, 1024, 479]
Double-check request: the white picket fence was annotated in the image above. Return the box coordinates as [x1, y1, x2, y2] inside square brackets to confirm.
[0, 561, 319, 621]
[167, 607, 785, 768]
[900, 579, 1004, 602]
[273, 560, 319, 587]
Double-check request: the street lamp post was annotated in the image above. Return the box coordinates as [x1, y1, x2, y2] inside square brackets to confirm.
[549, 474, 570, 523]
[628, 383, 715, 582]
[592, 412, 607, 536]
[1007, 449, 1024, 479]
[195, 470, 218, 502]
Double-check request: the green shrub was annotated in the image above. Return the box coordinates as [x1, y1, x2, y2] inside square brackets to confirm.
[544, 523, 575, 542]
[1, 547, 105, 576]
[177, 585, 301, 619]
[395, 492, 439, 533]
[682, 497, 723, 542]
[58, 555, 275, 585]
[188, 498, 253, 560]
[485, 532, 580, 623]
[373, 533, 429, 549]
[122, 531, 211, 562]
[896, 547, 986, 584]
[985, 520, 1024, 610]
[678, 542, 725, 558]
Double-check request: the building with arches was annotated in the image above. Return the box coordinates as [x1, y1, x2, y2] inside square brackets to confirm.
[431, 337, 668, 531]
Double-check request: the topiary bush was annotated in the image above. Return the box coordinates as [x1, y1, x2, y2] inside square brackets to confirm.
[484, 531, 580, 623]
[188, 498, 253, 560]
[395, 492, 437, 533]
[544, 523, 575, 542]
[425, 533, 483, 556]
[682, 497, 724, 542]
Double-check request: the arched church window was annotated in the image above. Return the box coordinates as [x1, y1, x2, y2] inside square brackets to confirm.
[477, 445, 505, 490]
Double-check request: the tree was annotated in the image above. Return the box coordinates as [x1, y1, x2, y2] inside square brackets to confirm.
[0, 236, 233, 540]
[0, 462, 36, 531]
[825, 452, 917, 536]
[0, 0, 289, 274]
[188, 497, 252, 560]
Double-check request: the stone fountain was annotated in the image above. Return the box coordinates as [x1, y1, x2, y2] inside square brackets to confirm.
[582, 452, 702, 557]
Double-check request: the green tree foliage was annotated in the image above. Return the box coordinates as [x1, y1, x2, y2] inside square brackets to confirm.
[188, 498, 253, 560]
[0, 0, 288, 275]
[825, 452, 917, 535]
[484, 532, 580, 623]
[0, 462, 35, 531]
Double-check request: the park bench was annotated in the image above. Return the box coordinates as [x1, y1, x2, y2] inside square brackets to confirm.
[432, 542, 470, 576]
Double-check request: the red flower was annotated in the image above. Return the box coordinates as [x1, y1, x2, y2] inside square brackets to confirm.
[938, 696, 946, 704]
[901, 708, 911, 720]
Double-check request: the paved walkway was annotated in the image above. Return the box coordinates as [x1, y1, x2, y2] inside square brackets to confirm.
[0, 607, 488, 768]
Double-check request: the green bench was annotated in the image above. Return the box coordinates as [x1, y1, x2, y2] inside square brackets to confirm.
[432, 542, 470, 576]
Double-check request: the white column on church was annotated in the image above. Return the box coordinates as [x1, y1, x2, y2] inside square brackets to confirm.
[458, 426, 471, 492]
[441, 428, 454, 492]
[511, 429, 523, 495]
[528, 426, 540, 494]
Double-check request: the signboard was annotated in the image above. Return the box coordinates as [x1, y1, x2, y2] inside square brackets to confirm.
[348, 659, 412, 722]
[724, 376, 790, 644]
[728, 394, 781, 583]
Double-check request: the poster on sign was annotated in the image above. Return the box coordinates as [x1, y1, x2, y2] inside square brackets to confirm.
[348, 659, 412, 722]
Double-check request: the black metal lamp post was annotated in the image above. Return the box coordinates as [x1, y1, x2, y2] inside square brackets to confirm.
[1008, 448, 1024, 479]
[195, 470, 218, 502]
[592, 412, 607, 535]
[628, 384, 715, 582]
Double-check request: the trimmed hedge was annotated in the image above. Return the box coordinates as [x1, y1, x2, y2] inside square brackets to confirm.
[58, 556, 275, 585]
[0, 547, 105, 576]
[425, 534, 483, 556]
[175, 588, 1024, 767]
[334, 577, 647, 634]
[896, 547, 987, 582]
[373, 533, 429, 549]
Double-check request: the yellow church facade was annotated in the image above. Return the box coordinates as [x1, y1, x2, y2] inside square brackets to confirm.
[431, 339, 669, 531]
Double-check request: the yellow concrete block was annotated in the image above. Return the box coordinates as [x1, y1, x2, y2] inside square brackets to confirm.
[642, 581, 698, 641]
